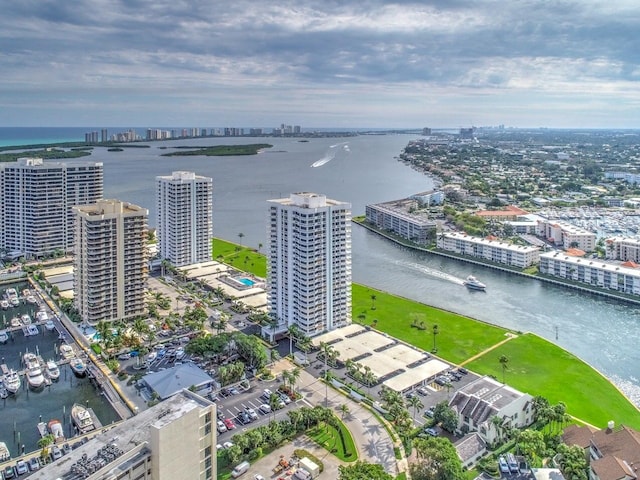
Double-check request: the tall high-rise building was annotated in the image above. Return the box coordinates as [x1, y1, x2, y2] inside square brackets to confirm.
[29, 389, 217, 480]
[267, 192, 352, 338]
[0, 157, 103, 259]
[156, 171, 213, 267]
[73, 199, 148, 324]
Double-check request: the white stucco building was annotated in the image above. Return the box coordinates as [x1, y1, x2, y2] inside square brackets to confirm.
[73, 199, 148, 324]
[156, 171, 213, 267]
[449, 376, 534, 445]
[437, 232, 540, 268]
[0, 157, 103, 259]
[29, 390, 217, 480]
[536, 219, 596, 252]
[266, 192, 352, 338]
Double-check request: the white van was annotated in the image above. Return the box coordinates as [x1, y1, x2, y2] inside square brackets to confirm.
[231, 461, 250, 478]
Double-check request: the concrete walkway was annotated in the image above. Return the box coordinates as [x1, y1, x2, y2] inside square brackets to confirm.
[459, 332, 517, 366]
[274, 362, 398, 475]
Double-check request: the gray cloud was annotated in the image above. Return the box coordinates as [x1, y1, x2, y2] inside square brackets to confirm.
[0, 0, 639, 127]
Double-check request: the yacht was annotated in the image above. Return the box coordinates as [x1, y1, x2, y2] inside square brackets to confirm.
[0, 441, 10, 462]
[59, 344, 75, 360]
[3, 369, 21, 394]
[463, 275, 487, 291]
[10, 317, 21, 328]
[24, 352, 45, 389]
[26, 295, 38, 304]
[0, 330, 8, 344]
[71, 403, 95, 433]
[0, 299, 8, 310]
[36, 310, 49, 322]
[20, 314, 32, 325]
[46, 360, 60, 381]
[70, 357, 87, 377]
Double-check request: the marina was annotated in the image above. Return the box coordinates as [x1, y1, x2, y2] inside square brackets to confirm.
[0, 282, 119, 456]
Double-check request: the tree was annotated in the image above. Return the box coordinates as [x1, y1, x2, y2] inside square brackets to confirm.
[289, 367, 301, 397]
[287, 324, 300, 356]
[237, 232, 245, 246]
[258, 243, 263, 253]
[515, 429, 545, 464]
[408, 395, 424, 420]
[320, 342, 337, 407]
[557, 443, 588, 480]
[37, 434, 55, 460]
[370, 294, 377, 310]
[411, 437, 465, 480]
[338, 461, 393, 480]
[339, 403, 350, 419]
[433, 401, 458, 433]
[432, 324, 439, 353]
[499, 354, 509, 383]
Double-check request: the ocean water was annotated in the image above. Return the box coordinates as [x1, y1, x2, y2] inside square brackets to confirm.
[0, 127, 91, 147]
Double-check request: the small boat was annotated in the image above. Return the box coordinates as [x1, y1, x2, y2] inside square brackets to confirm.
[44, 320, 56, 332]
[46, 360, 60, 380]
[71, 403, 95, 433]
[0, 383, 8, 399]
[59, 344, 75, 360]
[24, 353, 45, 389]
[36, 310, 49, 322]
[21, 314, 32, 325]
[3, 369, 21, 394]
[0, 441, 10, 462]
[48, 419, 65, 443]
[0, 299, 8, 310]
[10, 317, 21, 328]
[10, 297, 19, 307]
[37, 421, 48, 438]
[26, 295, 38, 304]
[70, 357, 87, 377]
[22, 289, 30, 297]
[25, 324, 39, 336]
[0, 330, 8, 344]
[463, 275, 487, 291]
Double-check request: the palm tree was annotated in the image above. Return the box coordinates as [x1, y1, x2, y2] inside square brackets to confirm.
[407, 395, 424, 420]
[499, 354, 509, 383]
[432, 324, 439, 353]
[339, 403, 350, 419]
[237, 232, 245, 246]
[320, 342, 336, 407]
[281, 369, 292, 391]
[37, 433, 55, 460]
[270, 349, 280, 366]
[370, 294, 377, 310]
[269, 393, 281, 422]
[287, 324, 300, 356]
[258, 243, 263, 253]
[289, 367, 301, 397]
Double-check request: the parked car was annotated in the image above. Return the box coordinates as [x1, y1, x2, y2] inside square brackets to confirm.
[416, 387, 429, 396]
[217, 420, 227, 433]
[223, 418, 236, 430]
[457, 367, 468, 375]
[15, 461, 28, 475]
[222, 441, 234, 449]
[245, 408, 258, 420]
[424, 407, 435, 418]
[51, 445, 63, 460]
[236, 412, 251, 425]
[3, 466, 15, 479]
[261, 389, 272, 400]
[27, 457, 40, 472]
[498, 456, 510, 473]
[424, 427, 439, 437]
[117, 352, 131, 360]
[278, 392, 291, 404]
[259, 404, 271, 414]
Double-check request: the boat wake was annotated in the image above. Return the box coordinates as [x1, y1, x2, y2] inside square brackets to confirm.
[310, 142, 350, 168]
[395, 260, 465, 285]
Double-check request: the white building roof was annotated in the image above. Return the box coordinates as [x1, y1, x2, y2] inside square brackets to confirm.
[383, 358, 449, 392]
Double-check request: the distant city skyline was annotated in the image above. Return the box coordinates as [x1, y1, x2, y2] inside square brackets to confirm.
[1, 1, 639, 128]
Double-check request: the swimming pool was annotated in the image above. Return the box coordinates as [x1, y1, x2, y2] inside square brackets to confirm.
[238, 277, 255, 286]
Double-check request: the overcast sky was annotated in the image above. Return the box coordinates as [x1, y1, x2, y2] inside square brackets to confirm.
[1, 0, 639, 128]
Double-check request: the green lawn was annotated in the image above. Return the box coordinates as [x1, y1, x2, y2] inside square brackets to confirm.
[467, 334, 640, 430]
[308, 420, 357, 462]
[352, 284, 509, 365]
[212, 237, 267, 278]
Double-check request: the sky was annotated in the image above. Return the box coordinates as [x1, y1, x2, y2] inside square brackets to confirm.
[1, 0, 639, 129]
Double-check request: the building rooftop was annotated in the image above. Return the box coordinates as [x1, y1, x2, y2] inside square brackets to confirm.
[29, 390, 213, 480]
[143, 363, 214, 400]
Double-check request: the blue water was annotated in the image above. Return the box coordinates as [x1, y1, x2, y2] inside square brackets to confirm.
[238, 278, 255, 286]
[0, 127, 92, 147]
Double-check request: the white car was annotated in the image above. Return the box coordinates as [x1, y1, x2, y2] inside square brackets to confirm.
[259, 404, 271, 414]
[51, 445, 63, 460]
[217, 420, 227, 433]
[15, 460, 28, 475]
[223, 441, 234, 449]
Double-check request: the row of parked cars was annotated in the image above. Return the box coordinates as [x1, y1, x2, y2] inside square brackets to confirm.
[434, 368, 467, 386]
[2, 443, 69, 479]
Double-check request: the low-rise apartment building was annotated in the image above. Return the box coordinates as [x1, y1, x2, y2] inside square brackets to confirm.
[539, 250, 640, 295]
[437, 232, 540, 268]
[605, 237, 640, 262]
[537, 219, 596, 252]
[365, 197, 437, 245]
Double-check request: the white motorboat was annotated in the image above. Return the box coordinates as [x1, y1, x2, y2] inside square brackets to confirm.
[48, 419, 65, 442]
[70, 357, 87, 377]
[71, 403, 95, 433]
[46, 360, 60, 381]
[44, 320, 56, 332]
[0, 383, 8, 399]
[10, 317, 21, 328]
[463, 275, 487, 291]
[21, 314, 32, 325]
[0, 441, 10, 462]
[0, 299, 8, 310]
[3, 369, 21, 394]
[26, 295, 38, 304]
[36, 310, 49, 322]
[0, 330, 8, 344]
[59, 344, 75, 360]
[24, 352, 45, 389]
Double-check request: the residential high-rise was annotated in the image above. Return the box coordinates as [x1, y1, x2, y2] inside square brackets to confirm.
[267, 192, 352, 338]
[156, 171, 213, 267]
[73, 199, 148, 324]
[0, 157, 103, 259]
[29, 389, 217, 480]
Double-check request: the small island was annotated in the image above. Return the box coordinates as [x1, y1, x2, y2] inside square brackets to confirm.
[161, 143, 273, 157]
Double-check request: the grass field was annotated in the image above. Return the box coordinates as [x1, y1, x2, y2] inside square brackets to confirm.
[352, 284, 510, 365]
[211, 238, 640, 429]
[466, 334, 640, 429]
[212, 237, 267, 278]
[308, 420, 357, 462]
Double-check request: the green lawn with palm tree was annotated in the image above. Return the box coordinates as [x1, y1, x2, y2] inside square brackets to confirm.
[211, 237, 267, 278]
[308, 419, 357, 462]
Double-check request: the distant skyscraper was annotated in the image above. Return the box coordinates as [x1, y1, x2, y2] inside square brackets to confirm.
[73, 199, 148, 324]
[266, 192, 352, 338]
[101, 128, 108, 142]
[0, 157, 103, 259]
[156, 171, 213, 267]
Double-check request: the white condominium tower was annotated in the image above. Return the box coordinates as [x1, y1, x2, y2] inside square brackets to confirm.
[156, 171, 213, 267]
[0, 157, 103, 259]
[73, 199, 148, 324]
[267, 192, 352, 337]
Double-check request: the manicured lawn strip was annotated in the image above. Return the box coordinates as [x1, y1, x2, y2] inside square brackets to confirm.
[212, 238, 267, 278]
[466, 334, 640, 430]
[352, 284, 509, 364]
[308, 420, 358, 462]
